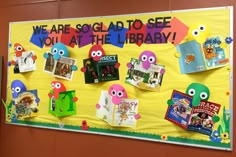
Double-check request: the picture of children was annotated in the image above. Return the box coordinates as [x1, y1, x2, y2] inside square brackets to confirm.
[190, 112, 213, 130]
[54, 62, 72, 79]
[52, 57, 76, 80]
[197, 112, 214, 130]
[190, 115, 202, 126]
[173, 98, 191, 119]
[202, 119, 214, 129]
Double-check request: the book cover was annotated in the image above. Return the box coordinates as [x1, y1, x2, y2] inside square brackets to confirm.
[52, 56, 76, 80]
[96, 91, 138, 127]
[177, 40, 206, 74]
[165, 90, 221, 136]
[177, 38, 228, 74]
[125, 58, 165, 91]
[18, 51, 37, 73]
[202, 37, 228, 69]
[48, 90, 77, 117]
[165, 90, 193, 129]
[188, 100, 221, 136]
[83, 55, 119, 84]
[13, 90, 39, 119]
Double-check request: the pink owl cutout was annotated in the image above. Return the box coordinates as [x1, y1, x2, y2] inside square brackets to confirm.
[108, 84, 128, 105]
[88, 45, 106, 61]
[138, 50, 157, 70]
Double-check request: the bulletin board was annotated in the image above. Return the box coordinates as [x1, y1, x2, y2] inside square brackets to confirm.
[4, 6, 233, 151]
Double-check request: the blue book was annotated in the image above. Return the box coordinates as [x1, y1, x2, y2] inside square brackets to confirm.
[177, 38, 228, 74]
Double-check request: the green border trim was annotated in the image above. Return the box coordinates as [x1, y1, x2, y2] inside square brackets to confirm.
[9, 120, 231, 150]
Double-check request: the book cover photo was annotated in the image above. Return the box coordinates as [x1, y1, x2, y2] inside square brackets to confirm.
[13, 90, 39, 119]
[188, 100, 221, 136]
[165, 90, 193, 129]
[82, 55, 119, 84]
[52, 56, 77, 80]
[43, 52, 55, 73]
[177, 38, 228, 74]
[48, 90, 77, 118]
[125, 58, 165, 91]
[165, 90, 221, 136]
[96, 91, 139, 127]
[18, 51, 37, 73]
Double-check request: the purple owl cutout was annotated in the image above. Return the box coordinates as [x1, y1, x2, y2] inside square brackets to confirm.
[138, 50, 157, 69]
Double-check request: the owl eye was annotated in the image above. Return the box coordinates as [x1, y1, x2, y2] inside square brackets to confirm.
[199, 24, 206, 32]
[192, 29, 199, 36]
[91, 51, 96, 57]
[59, 50, 64, 56]
[141, 55, 147, 61]
[17, 46, 23, 51]
[96, 50, 102, 56]
[148, 56, 155, 64]
[55, 83, 61, 89]
[111, 90, 116, 96]
[52, 48, 57, 54]
[188, 88, 195, 96]
[15, 87, 21, 93]
[200, 92, 208, 99]
[117, 91, 124, 98]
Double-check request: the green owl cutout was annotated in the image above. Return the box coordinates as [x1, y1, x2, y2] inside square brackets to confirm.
[167, 83, 220, 122]
[185, 83, 210, 107]
[167, 83, 210, 107]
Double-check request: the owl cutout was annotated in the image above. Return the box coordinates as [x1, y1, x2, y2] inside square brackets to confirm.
[89, 45, 106, 61]
[49, 81, 67, 99]
[11, 80, 27, 99]
[108, 84, 128, 105]
[138, 50, 157, 70]
[187, 24, 210, 44]
[14, 43, 25, 57]
[48, 80, 78, 118]
[51, 42, 69, 60]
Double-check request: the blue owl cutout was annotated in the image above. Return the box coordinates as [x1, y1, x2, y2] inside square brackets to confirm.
[43, 42, 77, 71]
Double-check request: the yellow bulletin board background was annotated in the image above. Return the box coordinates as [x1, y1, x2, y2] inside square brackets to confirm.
[5, 6, 233, 150]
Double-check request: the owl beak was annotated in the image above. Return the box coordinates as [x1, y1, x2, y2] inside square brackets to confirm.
[111, 97, 121, 105]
